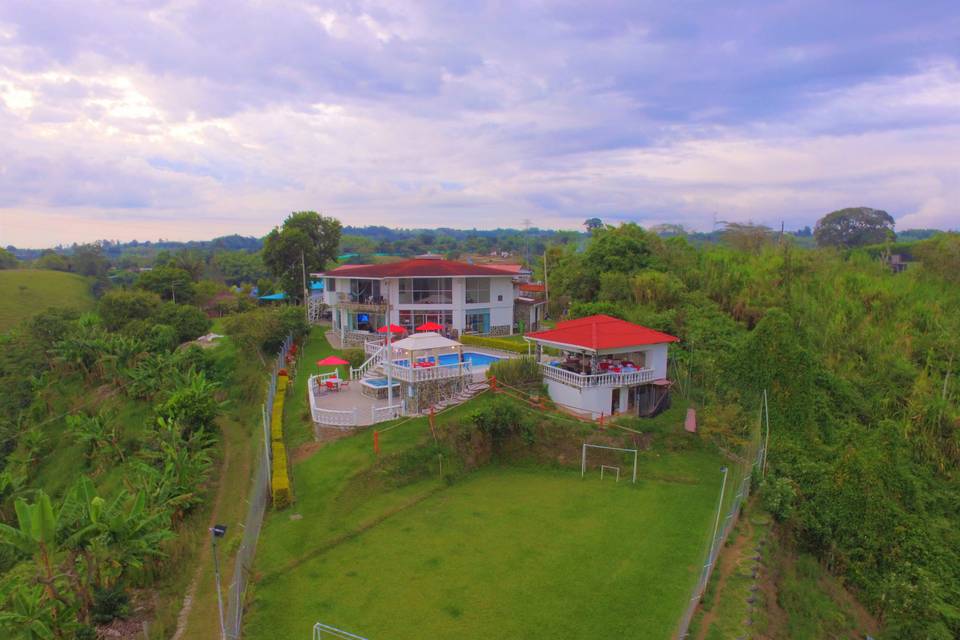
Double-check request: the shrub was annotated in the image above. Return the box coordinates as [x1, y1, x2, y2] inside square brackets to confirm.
[153, 302, 212, 343]
[223, 307, 306, 356]
[762, 476, 797, 521]
[471, 398, 534, 448]
[486, 356, 542, 388]
[98, 289, 161, 331]
[342, 347, 366, 368]
[460, 335, 528, 354]
[92, 584, 130, 624]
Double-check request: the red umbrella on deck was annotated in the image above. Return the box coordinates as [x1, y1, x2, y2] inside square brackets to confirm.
[316, 356, 350, 366]
[377, 324, 407, 335]
[415, 321, 444, 332]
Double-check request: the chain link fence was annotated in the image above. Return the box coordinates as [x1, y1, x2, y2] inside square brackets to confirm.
[675, 433, 765, 638]
[224, 335, 294, 639]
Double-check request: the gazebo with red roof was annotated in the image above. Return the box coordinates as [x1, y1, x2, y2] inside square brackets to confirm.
[524, 315, 678, 419]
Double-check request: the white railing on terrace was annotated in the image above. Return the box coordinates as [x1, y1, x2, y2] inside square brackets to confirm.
[307, 375, 358, 428]
[372, 402, 405, 423]
[352, 344, 387, 380]
[364, 339, 385, 356]
[540, 363, 655, 388]
[388, 361, 473, 383]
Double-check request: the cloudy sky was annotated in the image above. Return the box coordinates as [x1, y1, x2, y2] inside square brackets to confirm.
[1, 1, 958, 246]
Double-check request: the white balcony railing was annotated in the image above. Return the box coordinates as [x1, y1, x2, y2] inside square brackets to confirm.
[372, 402, 405, 423]
[540, 363, 655, 388]
[307, 375, 359, 428]
[386, 361, 473, 384]
[352, 343, 387, 380]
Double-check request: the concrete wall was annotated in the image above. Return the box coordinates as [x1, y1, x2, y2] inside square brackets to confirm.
[545, 380, 612, 419]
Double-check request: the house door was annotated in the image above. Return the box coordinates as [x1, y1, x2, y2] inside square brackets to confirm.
[611, 388, 620, 415]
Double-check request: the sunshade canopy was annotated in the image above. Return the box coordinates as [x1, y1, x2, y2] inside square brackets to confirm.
[317, 356, 350, 366]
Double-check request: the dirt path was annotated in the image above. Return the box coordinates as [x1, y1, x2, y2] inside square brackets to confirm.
[171, 417, 238, 640]
[693, 514, 756, 640]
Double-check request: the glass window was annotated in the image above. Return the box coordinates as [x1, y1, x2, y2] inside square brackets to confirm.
[398, 278, 452, 304]
[327, 278, 336, 292]
[399, 309, 453, 333]
[464, 309, 490, 334]
[349, 279, 381, 303]
[465, 278, 491, 304]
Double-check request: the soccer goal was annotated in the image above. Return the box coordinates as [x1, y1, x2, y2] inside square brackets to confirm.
[313, 622, 370, 640]
[581, 443, 638, 484]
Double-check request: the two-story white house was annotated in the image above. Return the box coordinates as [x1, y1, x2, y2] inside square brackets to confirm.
[315, 256, 521, 340]
[524, 314, 678, 419]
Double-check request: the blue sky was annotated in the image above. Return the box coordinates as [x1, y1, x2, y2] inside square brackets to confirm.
[0, 1, 958, 246]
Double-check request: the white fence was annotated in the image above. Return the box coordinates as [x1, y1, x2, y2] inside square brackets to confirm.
[388, 361, 473, 383]
[372, 403, 404, 423]
[540, 363, 654, 388]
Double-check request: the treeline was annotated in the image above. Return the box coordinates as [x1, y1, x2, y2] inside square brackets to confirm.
[546, 224, 960, 638]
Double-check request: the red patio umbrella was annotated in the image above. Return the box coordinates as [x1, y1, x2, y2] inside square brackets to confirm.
[316, 356, 350, 366]
[377, 324, 407, 335]
[415, 321, 444, 332]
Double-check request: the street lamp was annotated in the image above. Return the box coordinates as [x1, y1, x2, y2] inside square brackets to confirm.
[210, 524, 228, 640]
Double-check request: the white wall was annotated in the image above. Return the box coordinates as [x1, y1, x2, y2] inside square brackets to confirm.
[645, 343, 669, 380]
[545, 380, 612, 419]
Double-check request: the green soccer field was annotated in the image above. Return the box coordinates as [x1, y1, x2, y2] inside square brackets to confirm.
[245, 411, 727, 640]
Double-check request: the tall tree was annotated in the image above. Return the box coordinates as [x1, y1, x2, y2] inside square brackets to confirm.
[262, 211, 341, 302]
[813, 207, 895, 248]
[0, 247, 18, 269]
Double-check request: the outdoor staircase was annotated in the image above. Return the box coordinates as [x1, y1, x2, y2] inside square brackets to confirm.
[351, 343, 387, 380]
[427, 380, 490, 413]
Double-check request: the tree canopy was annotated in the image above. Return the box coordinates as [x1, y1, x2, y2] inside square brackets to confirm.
[814, 207, 895, 248]
[262, 211, 341, 302]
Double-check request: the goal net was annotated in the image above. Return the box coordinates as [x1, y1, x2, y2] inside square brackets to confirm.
[580, 443, 638, 484]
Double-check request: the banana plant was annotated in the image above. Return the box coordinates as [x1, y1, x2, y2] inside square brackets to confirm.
[0, 584, 56, 640]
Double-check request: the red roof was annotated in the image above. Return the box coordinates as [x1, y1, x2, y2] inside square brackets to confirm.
[519, 283, 546, 292]
[525, 314, 678, 351]
[483, 263, 527, 274]
[323, 259, 515, 278]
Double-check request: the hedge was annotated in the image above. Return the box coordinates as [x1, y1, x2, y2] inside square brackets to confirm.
[460, 334, 530, 354]
[270, 373, 292, 507]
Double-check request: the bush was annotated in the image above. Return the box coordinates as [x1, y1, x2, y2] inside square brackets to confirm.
[486, 356, 542, 388]
[223, 307, 307, 356]
[153, 302, 212, 343]
[471, 398, 535, 447]
[460, 335, 528, 354]
[92, 584, 130, 624]
[762, 475, 797, 521]
[342, 347, 366, 368]
[98, 289, 161, 331]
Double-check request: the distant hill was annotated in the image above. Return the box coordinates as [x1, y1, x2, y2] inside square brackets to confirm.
[0, 270, 95, 332]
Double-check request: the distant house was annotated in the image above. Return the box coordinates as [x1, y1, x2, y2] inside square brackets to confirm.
[887, 253, 912, 273]
[524, 314, 677, 419]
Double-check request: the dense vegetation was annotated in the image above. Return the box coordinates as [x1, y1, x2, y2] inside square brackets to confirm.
[547, 225, 960, 638]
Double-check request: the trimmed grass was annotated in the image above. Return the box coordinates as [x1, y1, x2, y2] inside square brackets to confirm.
[246, 394, 728, 639]
[283, 326, 348, 450]
[0, 269, 94, 332]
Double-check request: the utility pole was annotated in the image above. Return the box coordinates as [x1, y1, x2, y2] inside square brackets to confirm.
[543, 249, 549, 317]
[301, 250, 309, 317]
[762, 389, 771, 476]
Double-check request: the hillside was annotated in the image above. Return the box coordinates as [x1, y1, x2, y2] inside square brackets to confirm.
[0, 269, 94, 332]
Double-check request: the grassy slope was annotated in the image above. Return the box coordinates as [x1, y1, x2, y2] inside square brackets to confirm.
[246, 376, 729, 639]
[0, 269, 94, 332]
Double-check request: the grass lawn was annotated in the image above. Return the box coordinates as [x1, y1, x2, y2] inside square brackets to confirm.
[246, 392, 728, 640]
[0, 269, 94, 332]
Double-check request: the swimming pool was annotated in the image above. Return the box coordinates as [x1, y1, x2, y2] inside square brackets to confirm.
[393, 352, 501, 368]
[363, 378, 401, 388]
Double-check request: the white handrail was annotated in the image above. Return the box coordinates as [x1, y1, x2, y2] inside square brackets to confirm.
[540, 363, 655, 388]
[387, 361, 473, 383]
[352, 343, 387, 380]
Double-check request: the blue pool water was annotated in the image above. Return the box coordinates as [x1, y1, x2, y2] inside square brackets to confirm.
[393, 351, 501, 368]
[362, 378, 400, 388]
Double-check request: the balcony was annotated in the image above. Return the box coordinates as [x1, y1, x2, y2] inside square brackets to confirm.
[334, 292, 388, 312]
[385, 361, 474, 384]
[541, 363, 654, 388]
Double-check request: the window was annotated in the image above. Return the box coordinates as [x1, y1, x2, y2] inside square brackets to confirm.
[465, 278, 491, 304]
[398, 310, 453, 333]
[327, 278, 336, 292]
[349, 279, 381, 303]
[398, 278, 452, 304]
[464, 309, 490, 334]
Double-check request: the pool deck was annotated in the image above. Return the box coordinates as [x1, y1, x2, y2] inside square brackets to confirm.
[310, 346, 514, 436]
